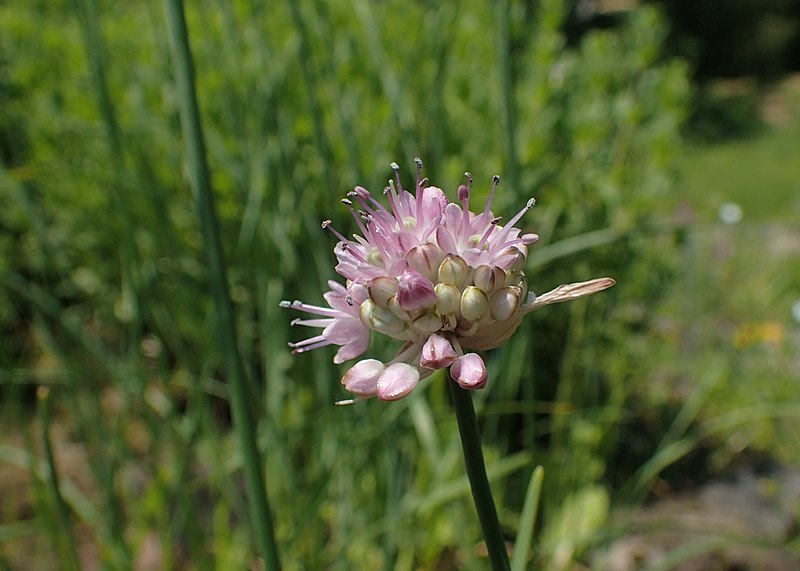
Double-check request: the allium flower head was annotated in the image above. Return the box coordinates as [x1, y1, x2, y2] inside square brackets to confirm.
[282, 160, 615, 403]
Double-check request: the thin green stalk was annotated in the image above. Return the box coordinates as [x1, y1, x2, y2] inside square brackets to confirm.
[511, 466, 544, 571]
[37, 388, 82, 571]
[449, 381, 511, 571]
[161, 1, 281, 569]
[495, 0, 520, 193]
[72, 0, 143, 355]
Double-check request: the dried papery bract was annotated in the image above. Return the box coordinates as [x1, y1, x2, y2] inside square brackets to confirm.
[283, 160, 615, 401]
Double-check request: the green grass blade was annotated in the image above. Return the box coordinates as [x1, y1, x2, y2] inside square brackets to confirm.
[511, 465, 544, 571]
[37, 388, 81, 571]
[161, 0, 281, 568]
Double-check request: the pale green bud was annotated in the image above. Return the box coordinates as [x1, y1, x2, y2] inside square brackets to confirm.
[368, 276, 398, 308]
[412, 312, 442, 335]
[434, 282, 461, 315]
[460, 286, 489, 322]
[437, 255, 469, 288]
[386, 295, 411, 321]
[360, 299, 406, 335]
[490, 286, 522, 321]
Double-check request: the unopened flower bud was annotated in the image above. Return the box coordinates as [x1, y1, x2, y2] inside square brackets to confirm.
[412, 311, 443, 336]
[438, 255, 469, 288]
[473, 264, 505, 294]
[460, 286, 489, 322]
[377, 363, 420, 401]
[342, 359, 384, 396]
[360, 299, 406, 335]
[450, 353, 487, 389]
[367, 276, 398, 308]
[499, 247, 526, 272]
[435, 282, 461, 315]
[490, 286, 522, 321]
[387, 295, 411, 321]
[397, 270, 438, 311]
[405, 242, 445, 280]
[419, 333, 458, 369]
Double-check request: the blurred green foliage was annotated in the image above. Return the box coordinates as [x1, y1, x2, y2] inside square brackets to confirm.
[2, 0, 795, 569]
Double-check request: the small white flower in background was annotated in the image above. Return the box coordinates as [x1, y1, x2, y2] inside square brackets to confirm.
[282, 160, 615, 402]
[718, 202, 743, 225]
[791, 300, 800, 325]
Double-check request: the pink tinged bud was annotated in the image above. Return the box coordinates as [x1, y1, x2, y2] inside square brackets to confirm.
[473, 265, 505, 294]
[489, 286, 522, 321]
[419, 333, 458, 369]
[460, 286, 489, 322]
[367, 276, 398, 308]
[434, 282, 461, 315]
[404, 242, 445, 280]
[449, 353, 487, 390]
[377, 363, 420, 401]
[360, 299, 406, 335]
[437, 255, 469, 288]
[396, 270, 438, 311]
[342, 359, 384, 396]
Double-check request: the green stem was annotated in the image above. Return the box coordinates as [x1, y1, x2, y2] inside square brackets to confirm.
[162, 1, 281, 569]
[38, 388, 82, 571]
[449, 381, 511, 571]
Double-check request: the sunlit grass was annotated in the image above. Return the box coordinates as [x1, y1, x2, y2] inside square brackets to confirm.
[679, 75, 800, 222]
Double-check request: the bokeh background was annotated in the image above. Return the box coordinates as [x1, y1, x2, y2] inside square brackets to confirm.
[1, 0, 799, 569]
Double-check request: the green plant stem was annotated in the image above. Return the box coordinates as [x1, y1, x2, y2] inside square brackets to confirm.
[162, 1, 281, 568]
[449, 381, 511, 571]
[38, 388, 82, 571]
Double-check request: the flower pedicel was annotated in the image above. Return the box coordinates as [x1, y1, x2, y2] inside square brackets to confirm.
[282, 160, 615, 402]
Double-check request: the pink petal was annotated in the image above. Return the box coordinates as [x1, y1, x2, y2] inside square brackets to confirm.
[419, 186, 448, 219]
[449, 353, 487, 390]
[323, 318, 366, 344]
[342, 359, 384, 396]
[333, 331, 371, 364]
[443, 202, 462, 231]
[376, 363, 420, 400]
[419, 333, 458, 370]
[435, 226, 458, 255]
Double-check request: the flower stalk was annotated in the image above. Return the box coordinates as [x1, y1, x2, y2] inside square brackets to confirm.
[449, 381, 511, 571]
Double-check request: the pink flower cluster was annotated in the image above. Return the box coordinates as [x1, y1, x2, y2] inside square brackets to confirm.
[282, 160, 614, 402]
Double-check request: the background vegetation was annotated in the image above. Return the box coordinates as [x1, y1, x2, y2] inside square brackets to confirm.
[1, 0, 798, 569]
